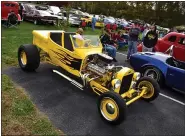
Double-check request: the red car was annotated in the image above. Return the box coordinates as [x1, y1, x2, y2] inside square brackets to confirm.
[1, 1, 22, 26]
[138, 32, 185, 62]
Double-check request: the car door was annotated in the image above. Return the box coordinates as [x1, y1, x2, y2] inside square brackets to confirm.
[62, 33, 83, 71]
[25, 10, 34, 21]
[30, 10, 38, 22]
[158, 35, 177, 52]
[166, 66, 185, 92]
[33, 10, 40, 21]
[173, 37, 185, 61]
[49, 32, 82, 77]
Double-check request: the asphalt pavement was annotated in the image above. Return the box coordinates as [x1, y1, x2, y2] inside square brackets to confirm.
[3, 52, 185, 136]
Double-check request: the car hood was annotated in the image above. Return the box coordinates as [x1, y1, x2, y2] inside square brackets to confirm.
[120, 21, 128, 25]
[70, 16, 80, 20]
[45, 15, 60, 19]
[104, 18, 115, 24]
[134, 52, 171, 62]
[50, 15, 66, 20]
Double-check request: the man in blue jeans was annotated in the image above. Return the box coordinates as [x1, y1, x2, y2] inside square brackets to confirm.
[91, 15, 96, 31]
[127, 23, 140, 60]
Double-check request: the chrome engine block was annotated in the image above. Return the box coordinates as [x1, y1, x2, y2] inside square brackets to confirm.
[87, 63, 106, 76]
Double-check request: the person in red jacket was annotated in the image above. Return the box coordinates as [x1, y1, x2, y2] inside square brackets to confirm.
[116, 30, 127, 49]
[107, 29, 118, 48]
[111, 31, 117, 41]
[112, 23, 117, 31]
[105, 23, 111, 30]
[80, 20, 86, 29]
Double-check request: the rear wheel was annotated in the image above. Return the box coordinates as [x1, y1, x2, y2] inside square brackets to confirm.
[136, 77, 160, 102]
[18, 44, 40, 71]
[97, 91, 127, 125]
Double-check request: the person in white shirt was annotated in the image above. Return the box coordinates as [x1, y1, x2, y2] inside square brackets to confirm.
[73, 28, 84, 40]
[142, 25, 149, 41]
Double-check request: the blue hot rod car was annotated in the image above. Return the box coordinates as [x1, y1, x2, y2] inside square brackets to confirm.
[130, 52, 185, 93]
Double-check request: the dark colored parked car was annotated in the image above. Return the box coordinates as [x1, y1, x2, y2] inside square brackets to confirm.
[23, 10, 58, 25]
[22, 3, 54, 18]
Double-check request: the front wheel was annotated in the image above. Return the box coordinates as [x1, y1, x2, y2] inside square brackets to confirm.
[97, 91, 127, 125]
[136, 77, 160, 102]
[143, 67, 164, 86]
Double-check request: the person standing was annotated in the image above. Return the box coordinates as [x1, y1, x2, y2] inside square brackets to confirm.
[142, 25, 158, 52]
[18, 3, 23, 20]
[127, 23, 140, 60]
[105, 23, 111, 30]
[80, 20, 86, 30]
[112, 23, 117, 31]
[91, 15, 96, 31]
[142, 25, 149, 41]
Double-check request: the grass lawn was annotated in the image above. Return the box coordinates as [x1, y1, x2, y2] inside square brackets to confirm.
[2, 75, 64, 135]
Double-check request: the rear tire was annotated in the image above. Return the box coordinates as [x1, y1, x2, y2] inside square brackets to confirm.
[136, 77, 160, 102]
[97, 91, 127, 125]
[18, 44, 40, 71]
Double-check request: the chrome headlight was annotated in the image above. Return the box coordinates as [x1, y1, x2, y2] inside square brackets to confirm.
[111, 79, 121, 89]
[133, 72, 141, 81]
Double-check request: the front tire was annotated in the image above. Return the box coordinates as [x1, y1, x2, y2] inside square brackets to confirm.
[97, 91, 127, 125]
[143, 67, 164, 86]
[136, 77, 160, 102]
[18, 44, 40, 71]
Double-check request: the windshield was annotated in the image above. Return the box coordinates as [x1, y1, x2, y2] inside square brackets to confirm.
[50, 6, 60, 13]
[39, 11, 51, 16]
[71, 35, 101, 48]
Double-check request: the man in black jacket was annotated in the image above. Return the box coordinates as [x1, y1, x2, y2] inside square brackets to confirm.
[142, 25, 158, 52]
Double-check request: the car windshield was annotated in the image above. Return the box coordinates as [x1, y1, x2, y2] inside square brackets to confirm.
[71, 35, 101, 48]
[50, 6, 60, 13]
[39, 11, 51, 16]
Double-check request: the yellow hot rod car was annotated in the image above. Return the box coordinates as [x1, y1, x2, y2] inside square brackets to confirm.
[18, 30, 160, 125]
